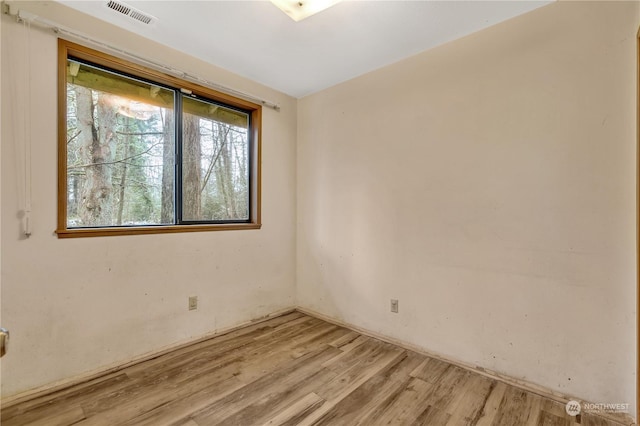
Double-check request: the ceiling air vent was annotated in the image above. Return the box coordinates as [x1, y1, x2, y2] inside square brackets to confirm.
[105, 0, 156, 25]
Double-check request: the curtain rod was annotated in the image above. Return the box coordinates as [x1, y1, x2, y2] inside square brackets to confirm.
[3, 4, 281, 111]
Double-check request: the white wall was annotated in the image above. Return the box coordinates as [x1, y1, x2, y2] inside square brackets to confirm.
[297, 0, 637, 414]
[1, 2, 297, 397]
[2, 0, 637, 414]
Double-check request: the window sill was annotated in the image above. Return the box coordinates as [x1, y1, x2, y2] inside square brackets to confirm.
[55, 223, 262, 238]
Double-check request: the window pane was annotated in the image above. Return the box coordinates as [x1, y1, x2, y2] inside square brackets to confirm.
[181, 96, 250, 222]
[66, 60, 175, 228]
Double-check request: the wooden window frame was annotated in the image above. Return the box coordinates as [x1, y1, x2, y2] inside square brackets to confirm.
[56, 39, 262, 238]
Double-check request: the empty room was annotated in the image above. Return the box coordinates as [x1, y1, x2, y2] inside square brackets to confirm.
[0, 0, 638, 425]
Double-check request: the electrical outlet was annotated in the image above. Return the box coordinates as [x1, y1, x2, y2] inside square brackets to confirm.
[189, 296, 198, 311]
[390, 299, 399, 313]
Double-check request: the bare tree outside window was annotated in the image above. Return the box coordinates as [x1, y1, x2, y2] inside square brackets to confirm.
[64, 57, 253, 232]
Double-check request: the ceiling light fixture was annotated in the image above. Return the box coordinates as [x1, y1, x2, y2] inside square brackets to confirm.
[269, 0, 342, 22]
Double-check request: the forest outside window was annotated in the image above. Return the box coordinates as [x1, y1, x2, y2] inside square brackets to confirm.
[57, 40, 261, 237]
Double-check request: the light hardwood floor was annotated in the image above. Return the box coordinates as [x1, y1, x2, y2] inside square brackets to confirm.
[1, 312, 632, 426]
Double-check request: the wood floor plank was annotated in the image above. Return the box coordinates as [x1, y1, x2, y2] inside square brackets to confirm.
[221, 338, 410, 426]
[443, 374, 497, 425]
[80, 320, 332, 423]
[75, 363, 245, 425]
[190, 345, 342, 425]
[175, 420, 199, 426]
[123, 311, 304, 378]
[118, 376, 245, 426]
[358, 377, 435, 425]
[206, 352, 341, 426]
[0, 373, 130, 423]
[254, 315, 317, 341]
[297, 345, 408, 426]
[320, 336, 382, 372]
[537, 410, 573, 426]
[524, 396, 544, 426]
[314, 343, 406, 401]
[311, 351, 425, 426]
[3, 312, 628, 426]
[328, 331, 359, 349]
[341, 360, 464, 426]
[2, 405, 85, 426]
[475, 381, 508, 426]
[415, 364, 473, 415]
[125, 315, 321, 382]
[410, 356, 451, 384]
[540, 398, 573, 419]
[492, 386, 543, 426]
[176, 326, 347, 426]
[233, 323, 346, 383]
[123, 327, 263, 380]
[77, 317, 327, 420]
[261, 392, 325, 426]
[416, 404, 453, 425]
[320, 335, 368, 366]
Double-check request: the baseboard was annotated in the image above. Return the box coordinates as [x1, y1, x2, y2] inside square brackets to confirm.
[1, 306, 296, 408]
[295, 306, 637, 426]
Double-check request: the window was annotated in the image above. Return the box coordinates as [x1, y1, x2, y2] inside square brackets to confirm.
[57, 40, 261, 237]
